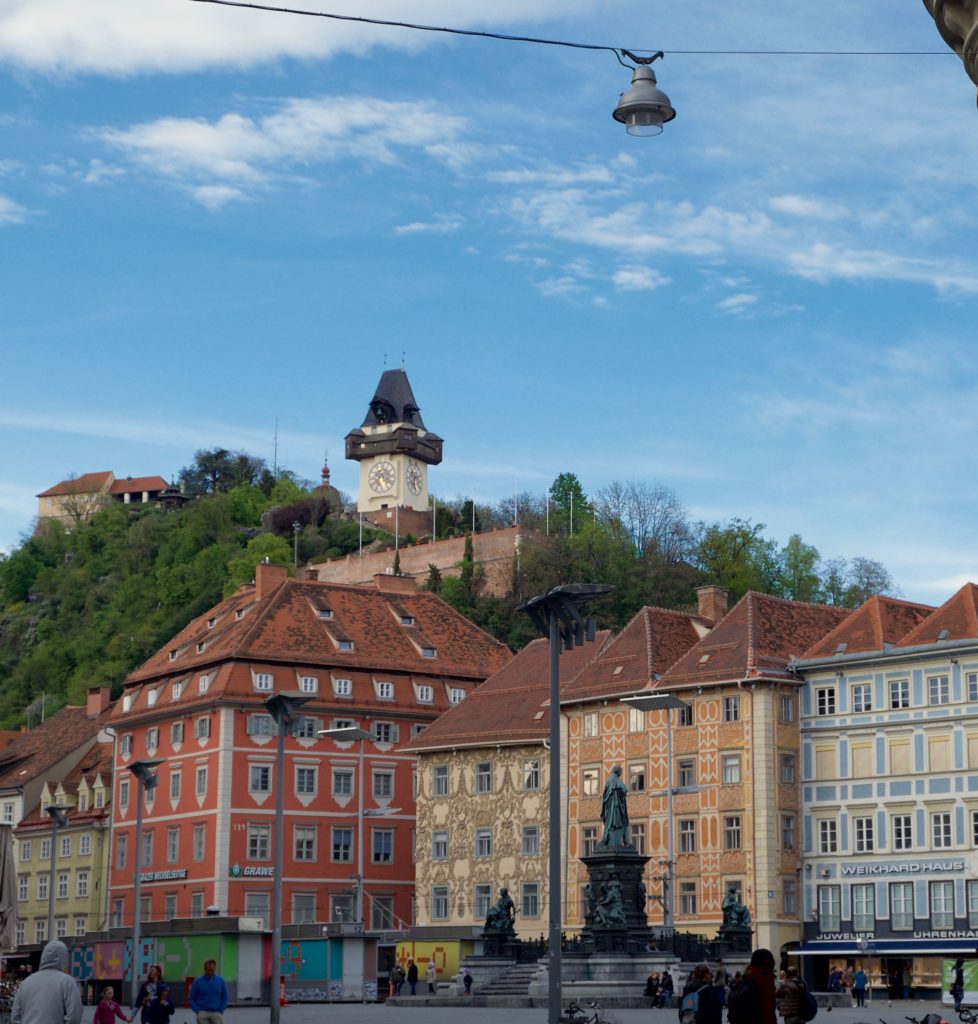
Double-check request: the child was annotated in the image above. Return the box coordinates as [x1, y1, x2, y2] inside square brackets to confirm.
[463, 968, 473, 996]
[93, 986, 131, 1024]
[145, 983, 175, 1024]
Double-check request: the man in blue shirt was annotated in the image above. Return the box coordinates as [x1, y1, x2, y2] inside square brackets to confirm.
[188, 960, 228, 1024]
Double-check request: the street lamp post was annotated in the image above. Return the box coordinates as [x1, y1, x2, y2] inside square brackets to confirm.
[45, 805, 70, 943]
[265, 691, 313, 1024]
[128, 760, 162, 1007]
[619, 693, 691, 930]
[520, 583, 612, 1024]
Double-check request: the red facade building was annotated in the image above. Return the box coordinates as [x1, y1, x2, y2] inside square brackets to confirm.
[106, 563, 510, 934]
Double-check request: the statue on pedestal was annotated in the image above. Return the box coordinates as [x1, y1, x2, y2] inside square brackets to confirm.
[599, 765, 630, 847]
[484, 887, 516, 933]
[721, 887, 751, 929]
[592, 879, 626, 928]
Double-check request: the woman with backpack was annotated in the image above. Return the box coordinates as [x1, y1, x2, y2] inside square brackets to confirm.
[679, 964, 722, 1024]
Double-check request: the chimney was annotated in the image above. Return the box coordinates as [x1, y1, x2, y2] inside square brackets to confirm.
[304, 568, 319, 581]
[373, 572, 418, 595]
[696, 585, 729, 625]
[87, 686, 111, 718]
[255, 561, 289, 599]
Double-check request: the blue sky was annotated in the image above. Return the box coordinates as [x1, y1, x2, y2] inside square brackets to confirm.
[2, 2, 978, 604]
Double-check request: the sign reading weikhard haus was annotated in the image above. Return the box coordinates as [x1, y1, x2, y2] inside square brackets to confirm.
[841, 860, 965, 876]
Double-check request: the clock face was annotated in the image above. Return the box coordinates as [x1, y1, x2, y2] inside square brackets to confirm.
[368, 460, 396, 493]
[406, 460, 423, 496]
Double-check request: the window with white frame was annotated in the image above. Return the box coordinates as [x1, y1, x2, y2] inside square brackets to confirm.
[370, 894, 395, 930]
[893, 814, 913, 850]
[522, 825, 539, 856]
[40, 837, 51, 860]
[628, 706, 645, 732]
[195, 717, 210, 739]
[929, 675, 950, 705]
[195, 766, 207, 796]
[15, 922, 24, 946]
[523, 759, 540, 791]
[723, 696, 740, 722]
[890, 881, 913, 929]
[432, 764, 449, 796]
[582, 766, 600, 796]
[724, 816, 742, 850]
[115, 833, 126, 869]
[416, 684, 433, 703]
[376, 680, 394, 700]
[372, 769, 394, 798]
[172, 680, 184, 700]
[631, 822, 646, 855]
[968, 879, 978, 927]
[818, 885, 841, 929]
[247, 714, 274, 737]
[475, 828, 492, 858]
[17, 875, 27, 902]
[678, 758, 695, 788]
[722, 753, 741, 784]
[295, 715, 318, 739]
[818, 819, 838, 854]
[330, 893, 354, 922]
[79, 834, 91, 856]
[968, 672, 978, 703]
[449, 687, 465, 704]
[972, 810, 978, 846]
[78, 791, 88, 812]
[890, 678, 910, 709]
[420, 646, 436, 658]
[782, 815, 796, 850]
[249, 764, 272, 794]
[679, 819, 696, 853]
[475, 884, 493, 920]
[37, 875, 49, 900]
[931, 880, 954, 929]
[333, 677, 352, 697]
[780, 695, 795, 722]
[171, 721, 184, 744]
[245, 892, 270, 928]
[852, 883, 875, 930]
[164, 894, 177, 921]
[147, 687, 159, 706]
[582, 825, 598, 857]
[373, 721, 395, 744]
[932, 811, 952, 848]
[292, 893, 316, 924]
[254, 672, 273, 690]
[782, 877, 797, 915]
[35, 921, 46, 944]
[583, 712, 598, 737]
[679, 703, 694, 727]
[679, 882, 697, 916]
[246, 823, 271, 860]
[333, 767, 353, 797]
[521, 882, 540, 917]
[780, 753, 796, 783]
[142, 831, 153, 867]
[852, 683, 872, 713]
[119, 780, 130, 810]
[74, 917, 86, 937]
[20, 841, 31, 862]
[628, 763, 646, 792]
[121, 734, 133, 757]
[432, 831, 449, 860]
[295, 766, 317, 795]
[170, 771, 181, 800]
[294, 825, 316, 861]
[816, 687, 836, 715]
[475, 762, 492, 794]
[198, 673, 211, 694]
[193, 824, 206, 861]
[372, 829, 393, 864]
[167, 828, 179, 863]
[431, 886, 449, 920]
[299, 675, 318, 693]
[59, 835, 71, 858]
[854, 815, 875, 853]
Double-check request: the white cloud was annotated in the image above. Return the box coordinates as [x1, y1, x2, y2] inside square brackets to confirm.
[82, 158, 125, 185]
[769, 193, 846, 220]
[96, 96, 466, 204]
[394, 218, 463, 235]
[612, 265, 670, 292]
[0, 196, 28, 224]
[192, 184, 248, 209]
[716, 293, 757, 313]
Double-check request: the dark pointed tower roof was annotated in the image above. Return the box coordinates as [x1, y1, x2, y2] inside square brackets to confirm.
[361, 369, 427, 429]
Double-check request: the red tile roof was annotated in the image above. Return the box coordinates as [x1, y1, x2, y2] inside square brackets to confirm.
[17, 741, 113, 830]
[36, 472, 113, 498]
[118, 577, 511, 716]
[801, 594, 935, 659]
[108, 476, 168, 495]
[561, 606, 708, 704]
[657, 591, 850, 687]
[405, 631, 613, 751]
[0, 705, 109, 793]
[893, 582, 978, 648]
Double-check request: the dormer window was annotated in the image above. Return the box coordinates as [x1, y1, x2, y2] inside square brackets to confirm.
[122, 695, 133, 713]
[417, 685, 433, 704]
[449, 687, 465, 704]
[318, 608, 334, 620]
[338, 640, 354, 652]
[94, 789, 104, 808]
[168, 650, 178, 661]
[421, 647, 436, 659]
[333, 678, 353, 697]
[196, 641, 206, 654]
[198, 674, 211, 694]
[207, 617, 217, 629]
[299, 675, 318, 694]
[235, 608, 246, 620]
[376, 681, 394, 701]
[172, 681, 184, 700]
[400, 615, 415, 626]
[78, 791, 88, 812]
[254, 672, 273, 691]
[147, 689, 159, 707]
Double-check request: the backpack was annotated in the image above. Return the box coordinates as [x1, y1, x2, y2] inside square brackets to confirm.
[726, 977, 759, 1024]
[801, 984, 818, 1023]
[679, 988, 700, 1024]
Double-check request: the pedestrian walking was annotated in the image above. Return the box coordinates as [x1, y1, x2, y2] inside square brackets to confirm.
[407, 960, 419, 995]
[92, 986, 130, 1024]
[951, 959, 965, 1012]
[10, 940, 83, 1024]
[463, 968, 473, 996]
[852, 967, 867, 1009]
[776, 967, 807, 1024]
[426, 959, 437, 995]
[188, 959, 228, 1024]
[132, 965, 162, 1024]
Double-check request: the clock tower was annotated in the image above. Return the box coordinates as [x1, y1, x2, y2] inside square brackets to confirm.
[345, 369, 443, 515]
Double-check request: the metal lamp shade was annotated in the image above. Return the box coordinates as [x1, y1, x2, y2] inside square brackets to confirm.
[613, 65, 676, 136]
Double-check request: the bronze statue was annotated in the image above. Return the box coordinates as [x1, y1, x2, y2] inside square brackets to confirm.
[721, 886, 751, 928]
[599, 765, 630, 847]
[637, 879, 647, 914]
[484, 887, 516, 932]
[592, 879, 626, 928]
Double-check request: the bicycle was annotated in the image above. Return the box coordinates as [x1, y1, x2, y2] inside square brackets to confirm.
[561, 999, 615, 1024]
[958, 1009, 977, 1024]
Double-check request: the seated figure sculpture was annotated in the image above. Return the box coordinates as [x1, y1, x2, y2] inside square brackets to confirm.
[721, 886, 751, 929]
[484, 887, 516, 932]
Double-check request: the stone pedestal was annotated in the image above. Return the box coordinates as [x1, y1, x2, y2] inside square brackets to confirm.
[481, 929, 519, 958]
[580, 844, 652, 954]
[713, 924, 753, 956]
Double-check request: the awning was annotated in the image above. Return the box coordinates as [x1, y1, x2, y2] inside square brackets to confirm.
[794, 939, 978, 956]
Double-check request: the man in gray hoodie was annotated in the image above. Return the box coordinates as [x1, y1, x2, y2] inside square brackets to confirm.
[11, 940, 82, 1024]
